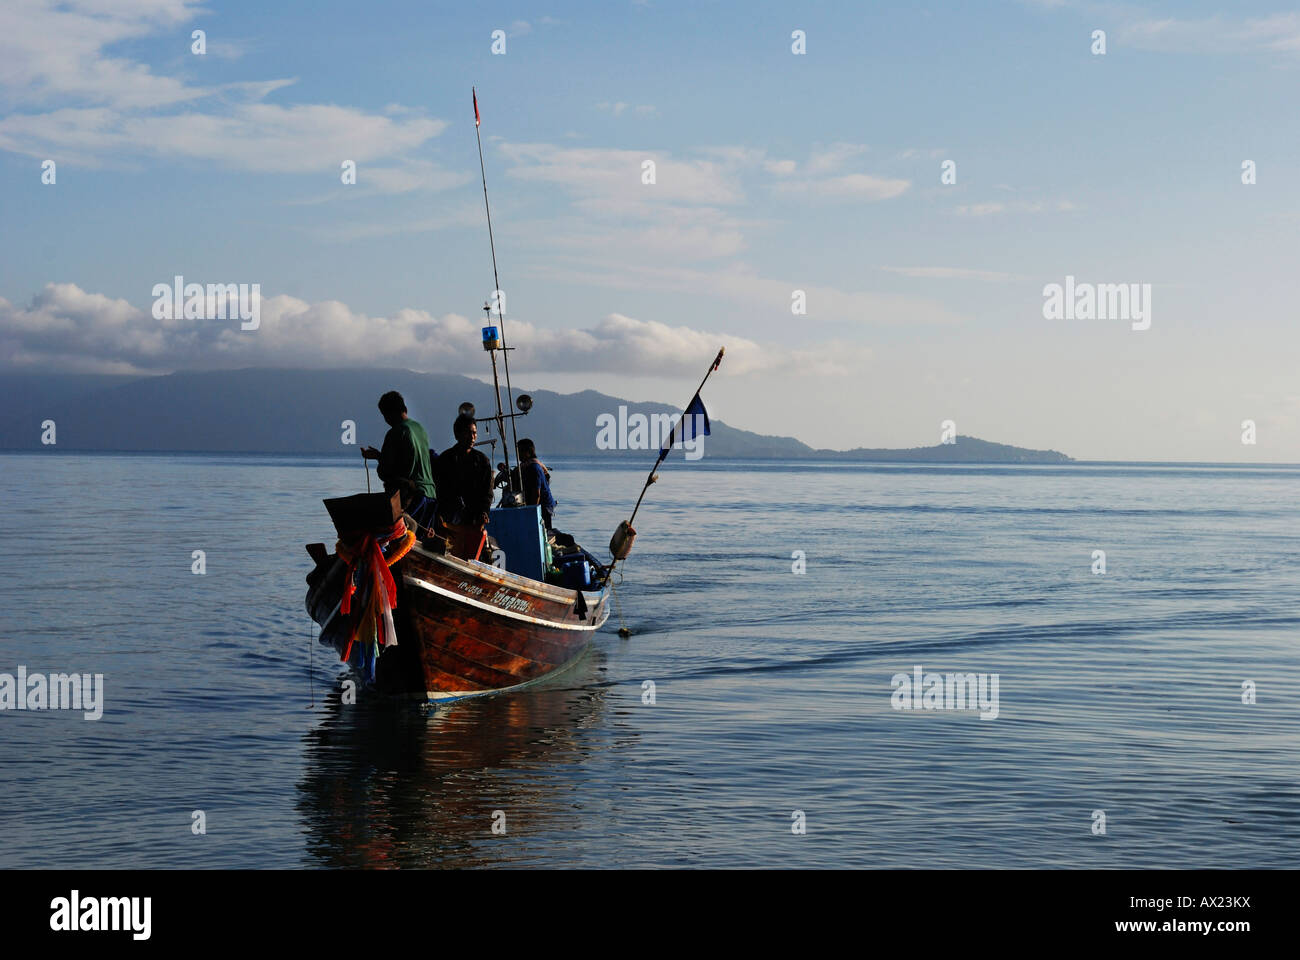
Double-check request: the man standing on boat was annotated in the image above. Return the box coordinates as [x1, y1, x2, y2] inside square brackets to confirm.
[361, 391, 437, 531]
[434, 413, 494, 560]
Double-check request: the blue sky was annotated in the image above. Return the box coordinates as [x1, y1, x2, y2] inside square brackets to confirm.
[2, 0, 1299, 460]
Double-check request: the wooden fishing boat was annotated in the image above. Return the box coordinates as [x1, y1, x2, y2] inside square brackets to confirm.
[305, 490, 610, 703]
[303, 90, 619, 703]
[301, 89, 720, 705]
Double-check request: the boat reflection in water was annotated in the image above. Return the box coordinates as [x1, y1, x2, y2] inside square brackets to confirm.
[296, 648, 612, 868]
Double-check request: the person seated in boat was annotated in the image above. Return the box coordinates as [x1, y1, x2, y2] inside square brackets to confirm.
[493, 439, 556, 529]
[434, 413, 494, 560]
[515, 438, 557, 531]
[360, 391, 437, 532]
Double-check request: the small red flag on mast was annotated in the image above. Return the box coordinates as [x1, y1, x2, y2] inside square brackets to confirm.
[473, 88, 480, 127]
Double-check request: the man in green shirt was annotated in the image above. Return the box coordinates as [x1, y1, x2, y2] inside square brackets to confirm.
[361, 391, 437, 530]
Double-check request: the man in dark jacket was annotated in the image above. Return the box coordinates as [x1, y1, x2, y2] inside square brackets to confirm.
[434, 414, 494, 559]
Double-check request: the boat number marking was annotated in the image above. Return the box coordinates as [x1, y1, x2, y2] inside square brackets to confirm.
[458, 580, 534, 614]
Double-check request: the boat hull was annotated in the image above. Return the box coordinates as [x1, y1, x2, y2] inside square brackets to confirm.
[401, 546, 608, 701]
[308, 541, 608, 703]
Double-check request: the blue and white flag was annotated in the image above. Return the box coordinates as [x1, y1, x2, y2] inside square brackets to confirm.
[657, 392, 711, 464]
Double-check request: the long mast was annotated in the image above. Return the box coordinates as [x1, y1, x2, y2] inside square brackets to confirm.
[473, 87, 520, 493]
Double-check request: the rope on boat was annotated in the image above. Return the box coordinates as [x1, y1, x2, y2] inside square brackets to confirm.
[336, 518, 414, 567]
[307, 615, 315, 709]
[606, 559, 629, 636]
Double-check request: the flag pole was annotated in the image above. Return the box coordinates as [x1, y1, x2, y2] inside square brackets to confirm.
[626, 347, 724, 530]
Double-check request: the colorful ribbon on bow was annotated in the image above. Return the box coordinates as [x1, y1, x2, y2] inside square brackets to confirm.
[335, 519, 415, 668]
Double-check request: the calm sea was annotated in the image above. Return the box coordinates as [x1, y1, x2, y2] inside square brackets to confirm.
[1, 452, 1297, 868]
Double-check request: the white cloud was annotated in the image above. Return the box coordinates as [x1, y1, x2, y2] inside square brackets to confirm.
[0, 0, 449, 174]
[897, 147, 947, 160]
[0, 282, 852, 378]
[881, 266, 1025, 283]
[1022, 2, 1300, 56]
[776, 172, 910, 200]
[536, 260, 965, 327]
[206, 39, 248, 60]
[0, 0, 204, 110]
[354, 159, 471, 195]
[765, 143, 909, 200]
[1118, 12, 1300, 54]
[539, 209, 750, 261]
[496, 142, 768, 277]
[500, 142, 746, 205]
[0, 283, 184, 373]
[954, 202, 1006, 216]
[596, 101, 656, 117]
[0, 100, 447, 173]
[309, 205, 483, 242]
[489, 140, 954, 324]
[806, 143, 871, 174]
[952, 199, 1077, 216]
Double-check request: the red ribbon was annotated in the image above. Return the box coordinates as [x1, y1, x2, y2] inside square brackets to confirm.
[337, 519, 407, 660]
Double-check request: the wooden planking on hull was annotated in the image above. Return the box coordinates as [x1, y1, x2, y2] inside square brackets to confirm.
[398, 543, 608, 699]
[408, 614, 564, 675]
[405, 585, 596, 689]
[408, 603, 548, 675]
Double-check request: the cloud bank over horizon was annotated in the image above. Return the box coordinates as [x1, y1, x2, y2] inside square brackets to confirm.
[0, 281, 860, 379]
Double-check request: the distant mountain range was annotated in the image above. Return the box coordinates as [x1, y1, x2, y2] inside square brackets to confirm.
[0, 369, 1074, 463]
